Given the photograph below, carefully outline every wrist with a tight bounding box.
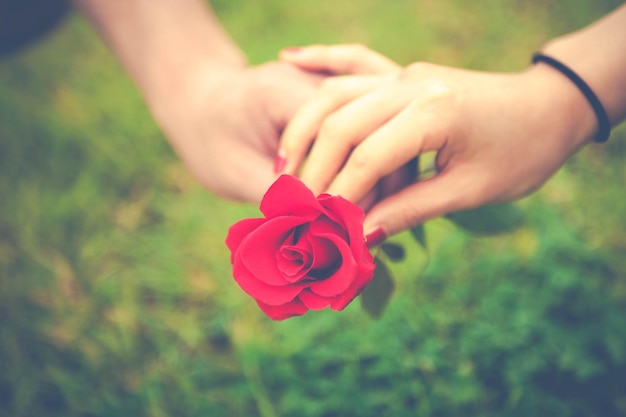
[532,53,611,143]
[538,5,626,127]
[523,61,598,152]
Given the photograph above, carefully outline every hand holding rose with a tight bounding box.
[277,18,626,242]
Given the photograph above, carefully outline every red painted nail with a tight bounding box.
[282,47,301,54]
[365,227,388,249]
[274,154,287,174]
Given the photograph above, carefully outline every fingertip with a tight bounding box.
[281,47,302,55]
[364,171,474,238]
[279,45,321,61]
[273,151,287,174]
[364,226,388,249]
[363,209,407,243]
[279,45,339,72]
[278,47,302,61]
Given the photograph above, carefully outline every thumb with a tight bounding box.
[364,169,480,243]
[279,44,401,75]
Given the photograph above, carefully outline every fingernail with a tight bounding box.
[365,226,388,249]
[281,47,301,55]
[274,152,287,174]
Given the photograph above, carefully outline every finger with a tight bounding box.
[378,157,419,200]
[279,43,401,75]
[359,161,415,212]
[279,75,390,176]
[299,83,412,195]
[364,167,484,239]
[357,188,380,212]
[326,100,448,203]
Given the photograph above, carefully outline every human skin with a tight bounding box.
[73,0,323,202]
[277,4,626,244]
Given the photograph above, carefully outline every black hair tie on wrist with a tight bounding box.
[532,52,611,143]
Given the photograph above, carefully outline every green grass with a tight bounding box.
[1,1,626,416]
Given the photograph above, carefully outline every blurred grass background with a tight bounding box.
[1,0,626,416]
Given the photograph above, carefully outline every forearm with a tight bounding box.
[540,3,626,128]
[72,0,247,105]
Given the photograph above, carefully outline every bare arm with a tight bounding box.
[73,0,322,201]
[73,0,246,109]
[540,3,626,126]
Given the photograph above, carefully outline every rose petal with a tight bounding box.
[240,216,309,286]
[308,214,347,236]
[329,261,375,311]
[320,194,374,274]
[260,175,322,219]
[298,289,332,311]
[308,239,341,275]
[225,218,267,263]
[276,235,313,282]
[277,246,310,277]
[233,255,305,305]
[256,298,308,320]
[306,215,347,277]
[319,195,366,250]
[309,233,358,297]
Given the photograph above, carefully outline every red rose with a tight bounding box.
[225,175,376,320]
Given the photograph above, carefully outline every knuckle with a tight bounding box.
[318,113,345,141]
[425,80,454,103]
[347,145,375,174]
[409,79,456,113]
[314,77,352,106]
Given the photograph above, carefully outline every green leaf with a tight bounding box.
[381,242,405,262]
[410,224,427,249]
[360,257,395,319]
[445,203,525,235]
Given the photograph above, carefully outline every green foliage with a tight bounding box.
[381,242,406,262]
[250,205,626,417]
[411,224,428,249]
[2,1,626,416]
[446,203,526,236]
[360,256,395,319]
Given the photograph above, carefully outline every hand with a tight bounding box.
[278,44,597,240]
[277,44,414,212]
[151,60,323,202]
[74,0,325,203]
